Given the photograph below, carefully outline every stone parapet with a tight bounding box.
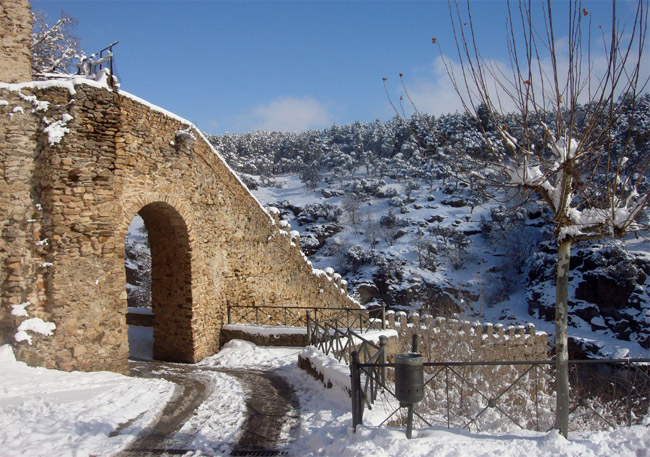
[385,311,548,362]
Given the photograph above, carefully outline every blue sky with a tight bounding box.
[31,1,645,134]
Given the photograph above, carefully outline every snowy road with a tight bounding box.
[116,360,299,456]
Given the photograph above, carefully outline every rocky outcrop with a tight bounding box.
[527,241,650,353]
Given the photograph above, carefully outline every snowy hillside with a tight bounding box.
[245,173,649,359]
[200,106,650,359]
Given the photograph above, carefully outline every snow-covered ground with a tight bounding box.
[0,344,173,456]
[2,340,649,456]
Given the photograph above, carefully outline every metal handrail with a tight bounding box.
[77,41,118,77]
[307,307,387,364]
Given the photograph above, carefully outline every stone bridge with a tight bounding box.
[0,1,355,372]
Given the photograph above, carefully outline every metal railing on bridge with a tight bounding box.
[226,303,380,329]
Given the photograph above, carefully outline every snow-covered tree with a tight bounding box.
[31,10,84,76]
[432,0,650,437]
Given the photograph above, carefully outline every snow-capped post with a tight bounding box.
[388,0,649,439]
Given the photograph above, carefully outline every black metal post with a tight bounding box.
[306,311,312,346]
[446,366,450,429]
[350,351,362,431]
[406,404,414,439]
[412,333,419,353]
[626,359,632,427]
[379,335,387,387]
[227,300,231,325]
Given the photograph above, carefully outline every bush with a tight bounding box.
[415,236,439,272]
[299,203,342,223]
[389,196,404,207]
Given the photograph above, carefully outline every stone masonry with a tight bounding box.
[385,311,548,362]
[0,0,32,83]
[0,80,357,373]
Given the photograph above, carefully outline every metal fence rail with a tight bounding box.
[308,316,387,364]
[351,356,650,435]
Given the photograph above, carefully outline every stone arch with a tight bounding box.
[125,200,195,363]
[1,81,357,373]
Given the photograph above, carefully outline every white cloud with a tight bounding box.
[238,97,332,133]
[403,33,650,120]
[397,18,650,120]
[402,56,469,117]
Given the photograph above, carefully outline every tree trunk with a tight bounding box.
[555,239,571,438]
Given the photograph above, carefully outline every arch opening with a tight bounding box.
[125,215,153,360]
[125,202,194,363]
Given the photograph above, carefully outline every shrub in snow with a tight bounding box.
[298,203,342,224]
[405,181,420,200]
[299,233,321,255]
[325,237,351,272]
[428,225,471,269]
[345,244,374,269]
[374,254,405,282]
[349,178,386,198]
[381,187,399,198]
[414,236,438,272]
[482,205,543,275]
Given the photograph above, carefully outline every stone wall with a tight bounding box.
[0,0,32,83]
[385,311,548,362]
[219,324,308,347]
[0,80,356,373]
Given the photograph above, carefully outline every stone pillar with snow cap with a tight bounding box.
[422,314,433,330]
[267,206,281,226]
[289,230,300,241]
[409,312,420,328]
[386,310,396,328]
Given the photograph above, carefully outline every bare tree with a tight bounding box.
[394,0,649,437]
[31,10,84,76]
[342,193,363,233]
[446,0,649,437]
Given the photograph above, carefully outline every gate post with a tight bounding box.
[379,335,388,387]
[350,351,362,431]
